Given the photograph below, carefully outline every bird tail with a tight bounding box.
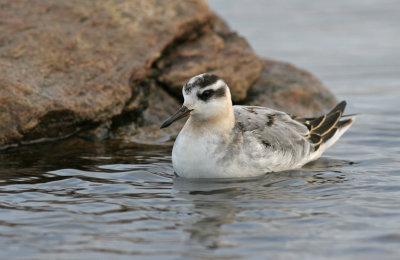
[305,101,355,162]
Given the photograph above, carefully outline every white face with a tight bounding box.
[182,74,232,121]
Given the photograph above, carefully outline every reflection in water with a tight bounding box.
[0,133,399,259]
[175,179,243,250]
[173,159,349,252]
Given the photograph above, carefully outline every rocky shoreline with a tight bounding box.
[0,0,336,149]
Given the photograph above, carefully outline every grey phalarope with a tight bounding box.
[160,73,354,178]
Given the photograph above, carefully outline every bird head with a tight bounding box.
[160,73,232,128]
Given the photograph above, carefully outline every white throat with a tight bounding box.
[186,102,235,136]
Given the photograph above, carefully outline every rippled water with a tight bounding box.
[1,1,400,259]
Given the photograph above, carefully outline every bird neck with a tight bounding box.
[185,105,235,136]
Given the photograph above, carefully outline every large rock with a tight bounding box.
[0,0,213,147]
[0,0,337,148]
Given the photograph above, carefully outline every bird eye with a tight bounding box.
[197,89,215,101]
[202,90,213,98]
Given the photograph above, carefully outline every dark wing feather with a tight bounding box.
[290,101,353,151]
[312,111,341,135]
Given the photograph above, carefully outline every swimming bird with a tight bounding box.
[160,73,354,178]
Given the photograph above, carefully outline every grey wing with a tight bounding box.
[233,105,313,169]
[232,101,353,170]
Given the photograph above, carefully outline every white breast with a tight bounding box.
[172,127,270,178]
[172,129,222,178]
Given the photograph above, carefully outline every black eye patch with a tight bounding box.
[213,87,226,98]
[197,87,225,102]
[197,90,214,101]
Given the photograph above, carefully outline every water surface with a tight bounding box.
[1,1,400,259]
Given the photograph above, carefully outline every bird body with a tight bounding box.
[161,73,354,178]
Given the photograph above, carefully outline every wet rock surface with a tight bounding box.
[0,0,337,148]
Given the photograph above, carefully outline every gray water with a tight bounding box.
[1,1,400,259]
